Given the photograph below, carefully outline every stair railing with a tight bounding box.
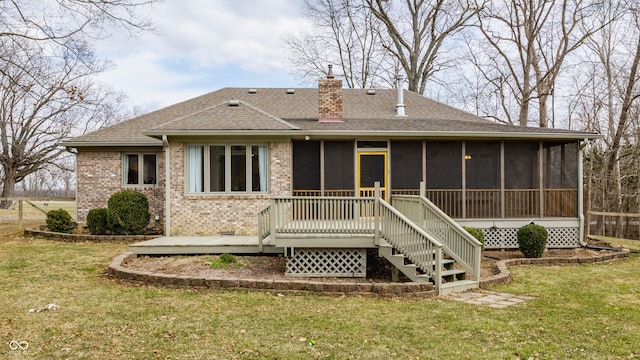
[378,198,443,291]
[392,182,482,281]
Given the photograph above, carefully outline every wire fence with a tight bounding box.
[0,198,76,227]
[587,211,640,241]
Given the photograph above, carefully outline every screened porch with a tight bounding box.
[292,140,579,220]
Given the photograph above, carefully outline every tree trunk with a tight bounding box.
[0,175,16,209]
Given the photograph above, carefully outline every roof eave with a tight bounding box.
[142,129,602,141]
[60,140,163,148]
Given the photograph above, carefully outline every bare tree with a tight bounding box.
[569,1,640,237]
[286,0,483,93]
[285,0,391,88]
[0,39,127,205]
[474,0,604,127]
[366,0,484,94]
[0,0,155,45]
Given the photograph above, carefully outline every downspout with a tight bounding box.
[578,138,586,246]
[162,135,171,236]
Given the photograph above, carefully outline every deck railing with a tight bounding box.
[257,205,271,252]
[269,196,376,236]
[263,191,448,291]
[416,188,577,219]
[392,188,481,280]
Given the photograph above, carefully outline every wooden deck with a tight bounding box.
[129,235,283,255]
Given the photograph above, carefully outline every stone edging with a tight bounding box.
[24,228,161,243]
[108,252,437,298]
[480,248,631,287]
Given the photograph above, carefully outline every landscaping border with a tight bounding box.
[480,248,631,287]
[24,228,161,243]
[108,252,437,298]
[107,248,630,297]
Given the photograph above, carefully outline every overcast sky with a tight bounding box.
[94,0,311,111]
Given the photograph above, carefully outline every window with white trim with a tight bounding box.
[186,144,268,193]
[124,153,157,185]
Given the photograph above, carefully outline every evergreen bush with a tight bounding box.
[87,208,109,235]
[106,190,150,235]
[46,209,75,233]
[517,223,548,258]
[462,226,485,250]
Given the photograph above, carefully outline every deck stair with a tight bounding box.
[377,239,478,294]
[261,183,482,295]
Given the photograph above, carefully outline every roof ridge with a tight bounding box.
[236,100,300,130]
[149,98,300,131]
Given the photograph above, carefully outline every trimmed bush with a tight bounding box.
[107,190,150,235]
[462,226,485,250]
[46,209,75,234]
[87,208,109,235]
[517,223,549,258]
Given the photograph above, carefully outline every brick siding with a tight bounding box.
[168,141,291,236]
[76,149,165,230]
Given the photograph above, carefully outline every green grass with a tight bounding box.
[207,254,244,269]
[2,229,640,359]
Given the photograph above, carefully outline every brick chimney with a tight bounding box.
[318,65,343,122]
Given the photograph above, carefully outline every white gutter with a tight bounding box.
[141,129,602,141]
[162,135,171,236]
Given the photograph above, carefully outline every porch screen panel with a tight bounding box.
[504,142,539,217]
[391,141,422,194]
[544,142,578,217]
[324,141,354,196]
[465,141,500,218]
[209,145,225,192]
[231,145,246,192]
[426,141,462,218]
[292,140,320,195]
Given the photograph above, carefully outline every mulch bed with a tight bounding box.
[123,246,623,283]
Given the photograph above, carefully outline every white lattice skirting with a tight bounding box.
[286,248,367,277]
[483,227,580,249]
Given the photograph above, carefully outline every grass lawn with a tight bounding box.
[2,226,640,359]
[0,200,76,221]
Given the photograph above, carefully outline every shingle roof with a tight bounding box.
[62,87,599,147]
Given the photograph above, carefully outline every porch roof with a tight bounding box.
[61,87,600,147]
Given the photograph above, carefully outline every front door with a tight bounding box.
[357,152,387,199]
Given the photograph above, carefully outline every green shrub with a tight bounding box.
[106,190,150,235]
[86,208,109,235]
[517,223,549,258]
[46,209,75,233]
[462,226,485,250]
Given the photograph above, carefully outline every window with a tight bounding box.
[124,153,157,185]
[186,144,268,193]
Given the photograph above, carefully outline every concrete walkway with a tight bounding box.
[445,290,535,308]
